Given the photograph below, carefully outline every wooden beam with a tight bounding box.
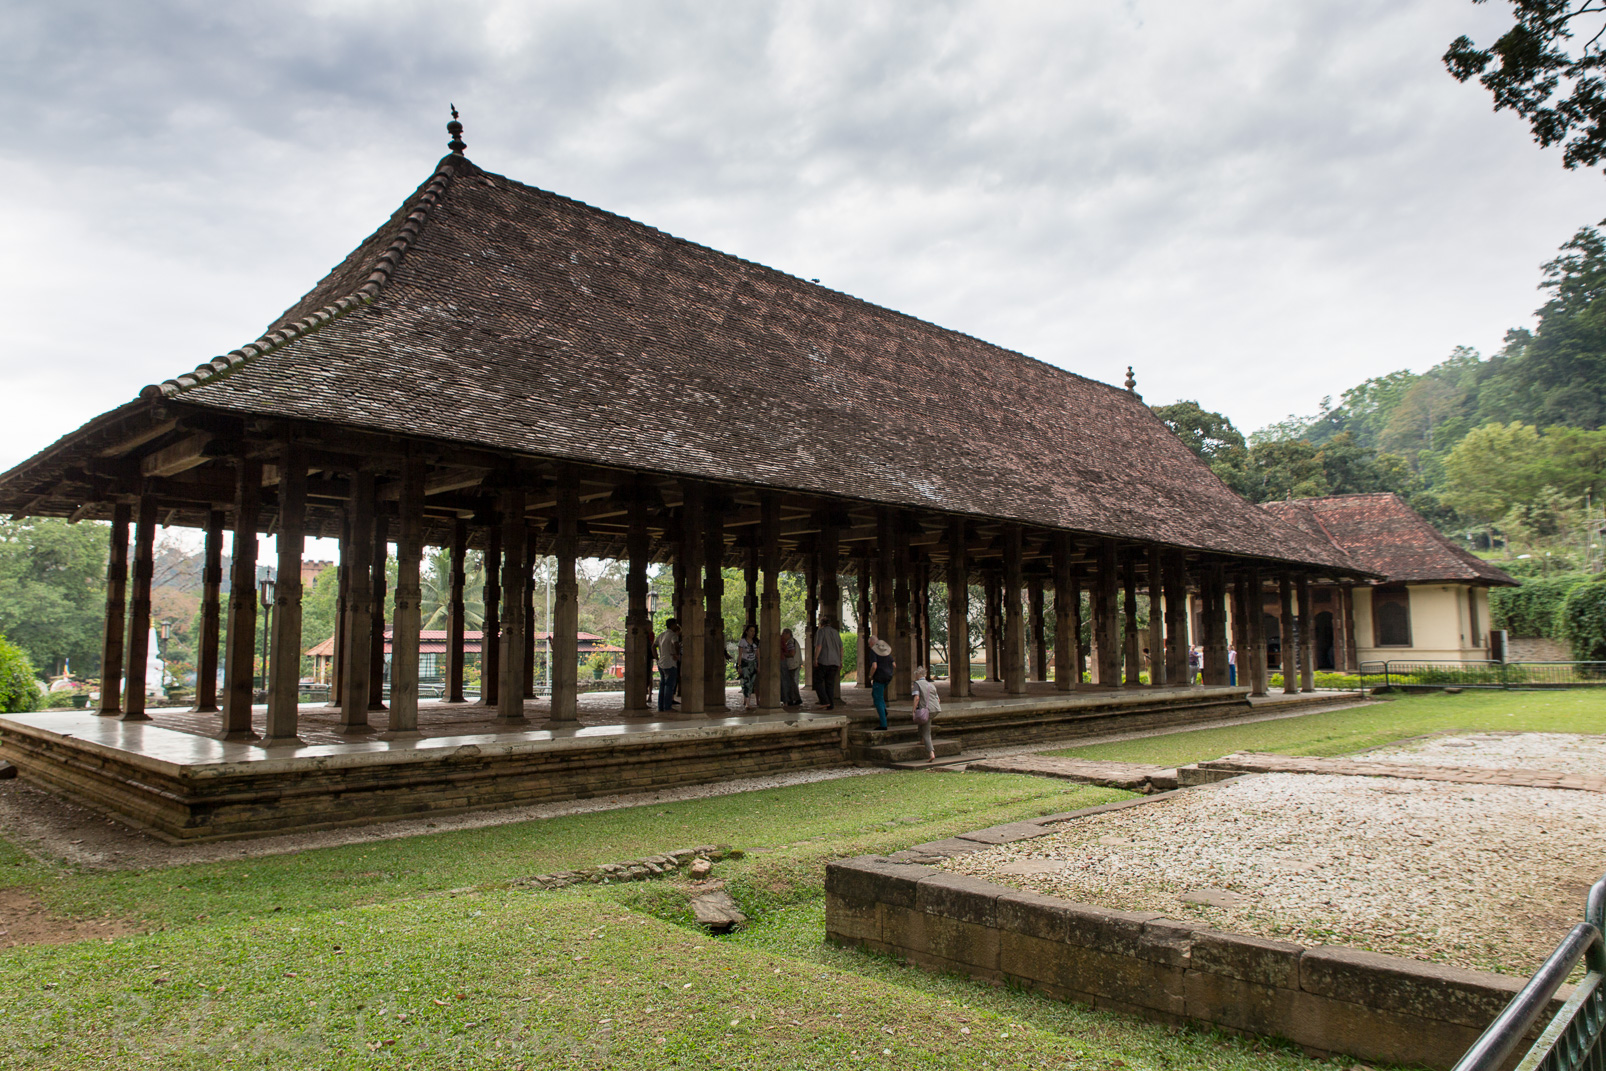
[139,433,214,478]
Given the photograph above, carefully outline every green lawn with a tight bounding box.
[0,771,1338,1070]
[1045,688,1606,767]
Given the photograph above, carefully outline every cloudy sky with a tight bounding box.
[2,0,1601,475]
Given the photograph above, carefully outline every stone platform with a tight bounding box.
[0,708,849,843]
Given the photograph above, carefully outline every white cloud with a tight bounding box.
[0,0,1598,473]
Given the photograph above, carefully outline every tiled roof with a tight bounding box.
[1262,494,1518,586]
[141,152,1354,569]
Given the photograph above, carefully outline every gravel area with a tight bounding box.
[941,771,1606,975]
[1361,731,1606,776]
[0,764,888,872]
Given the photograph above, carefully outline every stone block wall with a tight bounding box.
[827,821,1560,1070]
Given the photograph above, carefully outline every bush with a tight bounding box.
[839,631,858,680]
[0,634,42,713]
[1489,573,1590,639]
[1562,581,1606,662]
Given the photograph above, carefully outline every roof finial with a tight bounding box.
[447,104,467,155]
[1124,365,1137,393]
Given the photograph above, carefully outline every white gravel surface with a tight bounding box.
[942,771,1606,975]
[1361,731,1606,775]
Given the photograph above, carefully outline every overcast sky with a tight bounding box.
[2,0,1601,477]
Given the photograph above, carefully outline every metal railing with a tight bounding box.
[1452,872,1604,1071]
[1358,660,1606,691]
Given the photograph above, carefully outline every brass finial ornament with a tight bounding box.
[447,104,467,155]
[1125,365,1137,392]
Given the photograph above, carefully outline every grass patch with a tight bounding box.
[1046,688,1606,767]
[0,770,1332,1070]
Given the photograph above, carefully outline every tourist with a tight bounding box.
[656,618,681,712]
[737,624,760,710]
[867,634,895,730]
[780,628,802,706]
[1228,646,1237,687]
[814,615,843,709]
[1188,645,1202,684]
[644,619,658,707]
[911,665,941,763]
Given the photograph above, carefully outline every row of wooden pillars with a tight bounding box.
[92,460,1322,741]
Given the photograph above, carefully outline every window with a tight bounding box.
[1373,586,1411,647]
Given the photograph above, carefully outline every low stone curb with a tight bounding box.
[826,798,1563,1071]
[519,844,739,889]
[1195,752,1606,793]
[966,756,1180,793]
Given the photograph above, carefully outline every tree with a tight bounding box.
[1151,401,1247,461]
[1443,421,1553,521]
[1446,2,1606,172]
[0,632,41,712]
[0,519,109,677]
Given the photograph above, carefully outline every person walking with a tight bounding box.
[813,615,843,710]
[1228,646,1237,687]
[780,627,803,706]
[737,624,760,710]
[1188,645,1202,685]
[867,633,895,730]
[911,665,941,763]
[656,618,681,712]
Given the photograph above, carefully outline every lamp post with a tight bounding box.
[647,590,659,626]
[157,618,174,696]
[258,577,276,698]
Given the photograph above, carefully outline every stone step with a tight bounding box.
[863,737,962,764]
[890,751,985,770]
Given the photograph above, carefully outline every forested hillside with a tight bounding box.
[1154,221,1606,573]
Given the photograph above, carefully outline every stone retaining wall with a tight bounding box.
[825,801,1560,1070]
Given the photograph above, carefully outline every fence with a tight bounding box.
[1451,871,1604,1071]
[1358,660,1606,691]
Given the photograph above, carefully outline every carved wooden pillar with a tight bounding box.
[758,494,782,710]
[948,520,971,698]
[1052,533,1073,692]
[121,494,158,722]
[819,516,841,632]
[551,475,580,722]
[1279,574,1298,695]
[385,458,425,737]
[223,463,263,736]
[705,500,727,710]
[1297,575,1316,692]
[855,554,871,689]
[1002,525,1025,695]
[1164,551,1189,685]
[367,512,389,712]
[624,493,650,713]
[446,518,467,704]
[804,547,818,682]
[1231,572,1249,689]
[479,521,501,707]
[1122,551,1141,687]
[678,482,707,714]
[894,514,913,699]
[1206,562,1230,685]
[1145,545,1166,686]
[338,471,375,733]
[1025,577,1044,682]
[1094,540,1120,686]
[265,443,307,744]
[328,527,346,706]
[98,504,131,715]
[1071,570,1086,684]
[1247,566,1268,696]
[983,571,1000,682]
[192,508,223,713]
[497,487,528,723]
[523,531,537,699]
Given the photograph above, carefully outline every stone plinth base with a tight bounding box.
[0,711,848,842]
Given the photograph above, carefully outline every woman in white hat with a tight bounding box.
[867,634,895,730]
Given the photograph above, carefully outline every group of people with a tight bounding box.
[650,616,849,713]
[648,615,941,763]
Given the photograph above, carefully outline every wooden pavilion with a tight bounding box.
[0,117,1370,839]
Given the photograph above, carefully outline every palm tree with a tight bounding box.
[421,548,485,631]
